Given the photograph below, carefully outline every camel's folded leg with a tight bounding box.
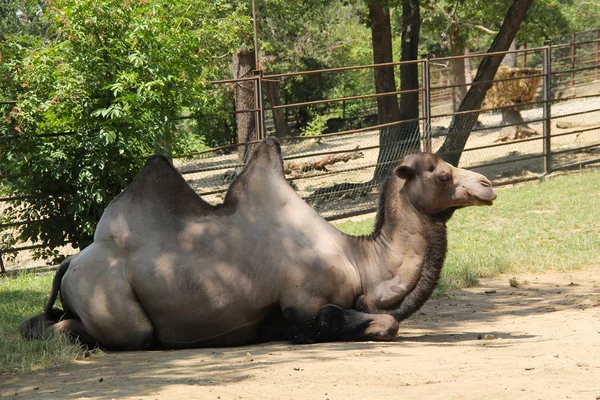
[286,304,399,344]
[19,312,57,340]
[19,313,100,348]
[50,319,100,348]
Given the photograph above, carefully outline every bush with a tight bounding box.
[1,0,251,259]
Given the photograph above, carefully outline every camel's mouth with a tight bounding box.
[466,190,496,206]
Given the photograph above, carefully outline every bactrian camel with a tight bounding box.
[20,138,496,349]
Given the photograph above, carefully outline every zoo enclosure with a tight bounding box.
[2,29,600,272]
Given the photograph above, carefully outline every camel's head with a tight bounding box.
[395,153,496,218]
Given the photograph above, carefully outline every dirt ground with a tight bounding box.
[2,266,599,400]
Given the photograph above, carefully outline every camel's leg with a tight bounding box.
[61,285,155,351]
[19,312,56,340]
[48,319,101,348]
[19,313,99,348]
[60,248,155,351]
[285,304,399,344]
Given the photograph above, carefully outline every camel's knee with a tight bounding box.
[364,314,399,341]
[49,319,99,347]
[87,324,154,351]
[117,329,153,351]
[50,319,153,350]
[19,313,56,340]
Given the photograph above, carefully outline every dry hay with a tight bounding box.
[481,66,542,108]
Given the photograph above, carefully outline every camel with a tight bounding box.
[20,138,496,350]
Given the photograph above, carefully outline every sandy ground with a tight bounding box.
[2,267,600,400]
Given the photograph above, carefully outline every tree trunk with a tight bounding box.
[233,47,257,163]
[502,39,518,68]
[371,0,420,184]
[494,107,537,141]
[398,0,422,151]
[502,108,525,125]
[436,0,535,166]
[464,48,473,85]
[265,80,289,138]
[449,22,467,112]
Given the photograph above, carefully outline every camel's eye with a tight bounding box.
[428,164,435,172]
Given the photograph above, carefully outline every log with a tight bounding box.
[284,149,364,174]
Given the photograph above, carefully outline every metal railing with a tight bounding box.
[2,31,600,272]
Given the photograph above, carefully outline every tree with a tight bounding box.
[1,0,250,259]
[1,0,49,135]
[369,0,421,184]
[396,0,421,155]
[419,0,598,113]
[0,0,48,39]
[368,1,401,184]
[437,0,535,166]
[233,46,258,163]
[255,0,374,133]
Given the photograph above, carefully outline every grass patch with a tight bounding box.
[335,169,600,290]
[0,273,82,375]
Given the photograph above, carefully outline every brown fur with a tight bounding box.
[21,139,496,349]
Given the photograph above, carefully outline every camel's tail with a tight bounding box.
[44,257,72,318]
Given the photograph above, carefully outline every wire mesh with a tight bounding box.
[2,31,600,272]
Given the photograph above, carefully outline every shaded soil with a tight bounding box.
[2,267,599,400]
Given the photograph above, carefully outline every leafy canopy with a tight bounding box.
[1,0,250,259]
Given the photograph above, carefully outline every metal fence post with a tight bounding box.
[254,69,265,140]
[421,53,432,152]
[251,0,265,140]
[570,33,576,87]
[543,40,552,175]
[594,29,600,81]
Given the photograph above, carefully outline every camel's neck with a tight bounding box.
[351,177,449,321]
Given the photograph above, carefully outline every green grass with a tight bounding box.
[1,169,599,375]
[0,273,83,375]
[335,169,600,291]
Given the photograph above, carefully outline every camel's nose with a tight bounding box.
[479,178,492,188]
[482,179,497,201]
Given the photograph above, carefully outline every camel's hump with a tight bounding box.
[105,155,214,222]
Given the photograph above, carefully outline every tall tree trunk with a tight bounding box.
[398,0,421,138]
[502,39,518,68]
[233,47,257,163]
[437,0,535,166]
[371,0,420,184]
[449,22,467,112]
[500,39,527,128]
[265,80,289,138]
[464,48,473,85]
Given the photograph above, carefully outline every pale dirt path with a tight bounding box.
[2,267,600,400]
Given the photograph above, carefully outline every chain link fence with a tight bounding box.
[2,31,600,272]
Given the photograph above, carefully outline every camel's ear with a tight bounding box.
[394,165,415,180]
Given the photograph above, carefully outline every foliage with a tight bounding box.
[1,0,251,258]
[0,0,48,39]
[301,113,331,137]
[257,0,374,129]
[419,0,600,56]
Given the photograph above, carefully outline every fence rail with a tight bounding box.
[2,30,600,272]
